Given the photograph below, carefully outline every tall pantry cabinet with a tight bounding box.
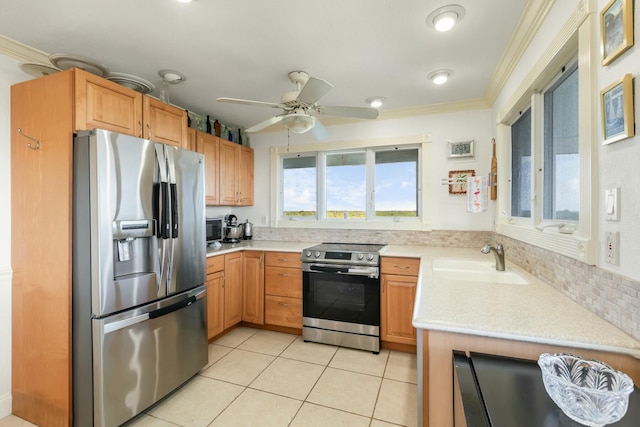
[10,68,187,426]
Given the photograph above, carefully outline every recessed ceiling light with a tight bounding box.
[428,70,453,85]
[366,97,385,108]
[176,0,193,3]
[158,69,187,84]
[426,5,466,32]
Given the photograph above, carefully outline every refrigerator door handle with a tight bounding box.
[149,295,196,319]
[103,312,150,334]
[154,144,170,297]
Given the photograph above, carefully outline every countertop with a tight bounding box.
[206,241,640,358]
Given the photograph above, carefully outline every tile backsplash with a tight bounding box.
[499,234,639,342]
[254,226,640,342]
[253,226,493,247]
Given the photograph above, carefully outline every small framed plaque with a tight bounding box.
[447,140,475,159]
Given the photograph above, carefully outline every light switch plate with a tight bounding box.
[605,187,620,221]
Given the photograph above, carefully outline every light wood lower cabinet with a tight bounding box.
[264,252,303,328]
[381,257,420,346]
[242,251,264,324]
[206,256,225,339]
[224,252,243,329]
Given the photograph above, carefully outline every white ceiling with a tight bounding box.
[0,0,533,130]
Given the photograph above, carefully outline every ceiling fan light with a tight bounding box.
[428,70,452,85]
[283,112,315,133]
[366,97,385,108]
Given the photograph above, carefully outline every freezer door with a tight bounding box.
[164,144,206,295]
[91,286,207,427]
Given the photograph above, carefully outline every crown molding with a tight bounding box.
[483,0,557,105]
[0,34,50,64]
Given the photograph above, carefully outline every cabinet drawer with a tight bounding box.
[265,266,302,298]
[265,251,302,269]
[206,255,225,273]
[265,295,302,328]
[381,257,420,276]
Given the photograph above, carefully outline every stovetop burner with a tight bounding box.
[301,242,386,266]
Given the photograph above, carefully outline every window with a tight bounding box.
[279,145,420,222]
[543,62,579,221]
[511,108,532,218]
[282,155,316,217]
[497,3,596,264]
[509,62,579,224]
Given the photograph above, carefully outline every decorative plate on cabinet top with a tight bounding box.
[49,53,109,77]
[106,72,155,94]
[19,62,61,78]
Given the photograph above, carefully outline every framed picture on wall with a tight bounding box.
[600,74,635,145]
[448,169,475,194]
[600,0,634,66]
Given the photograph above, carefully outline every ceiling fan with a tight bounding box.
[217,71,379,139]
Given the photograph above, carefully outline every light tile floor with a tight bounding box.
[0,327,418,427]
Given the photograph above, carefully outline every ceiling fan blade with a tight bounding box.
[311,118,329,140]
[297,76,333,105]
[245,115,284,133]
[217,97,282,109]
[318,105,379,120]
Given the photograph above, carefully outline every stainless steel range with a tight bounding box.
[301,242,386,353]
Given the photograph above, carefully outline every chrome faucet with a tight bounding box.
[480,240,505,271]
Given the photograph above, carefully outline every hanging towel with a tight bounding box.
[467,176,488,213]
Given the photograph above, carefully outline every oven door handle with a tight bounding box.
[308,265,349,274]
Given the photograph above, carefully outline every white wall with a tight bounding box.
[212,108,496,231]
[492,0,640,282]
[0,54,28,418]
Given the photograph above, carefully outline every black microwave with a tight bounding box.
[206,218,224,243]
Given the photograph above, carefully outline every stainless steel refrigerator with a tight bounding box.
[72,129,208,427]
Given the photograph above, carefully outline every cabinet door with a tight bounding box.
[265,266,302,298]
[238,146,254,205]
[265,295,302,328]
[219,139,239,205]
[224,252,243,328]
[196,132,219,205]
[242,252,264,324]
[74,68,143,136]
[187,128,196,152]
[381,274,417,345]
[206,271,224,339]
[143,96,187,147]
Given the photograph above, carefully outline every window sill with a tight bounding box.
[274,218,432,231]
[497,222,595,264]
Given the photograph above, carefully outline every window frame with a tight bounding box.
[270,134,432,231]
[496,5,596,264]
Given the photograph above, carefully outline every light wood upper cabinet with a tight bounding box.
[74,68,187,147]
[381,257,420,346]
[74,68,143,137]
[242,252,265,324]
[196,132,220,205]
[219,138,254,206]
[238,145,254,205]
[143,96,188,147]
[186,128,196,152]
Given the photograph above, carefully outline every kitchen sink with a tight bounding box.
[432,259,528,285]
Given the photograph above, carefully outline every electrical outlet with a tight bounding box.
[605,232,620,265]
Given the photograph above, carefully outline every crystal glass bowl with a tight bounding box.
[538,353,634,427]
